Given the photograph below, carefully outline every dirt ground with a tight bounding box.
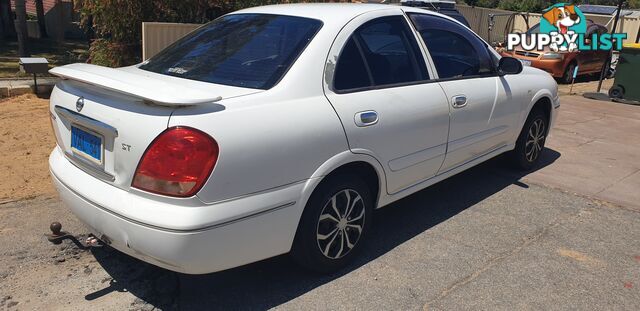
[0,95,56,203]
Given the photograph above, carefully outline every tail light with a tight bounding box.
[132,126,219,197]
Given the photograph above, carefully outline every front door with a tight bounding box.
[324,12,450,194]
[408,13,516,172]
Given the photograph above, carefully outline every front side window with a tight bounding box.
[409,13,495,79]
[139,14,322,89]
[333,16,429,92]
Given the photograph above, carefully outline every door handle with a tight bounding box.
[452,95,467,108]
[354,111,378,127]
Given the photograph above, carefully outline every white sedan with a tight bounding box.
[48,3,559,274]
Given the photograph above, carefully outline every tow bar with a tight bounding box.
[45,222,104,249]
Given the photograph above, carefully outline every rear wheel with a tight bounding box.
[511,108,548,171]
[291,174,372,273]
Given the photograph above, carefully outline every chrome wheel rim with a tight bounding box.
[316,189,365,260]
[525,118,546,163]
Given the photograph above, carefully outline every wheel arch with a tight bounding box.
[527,90,554,123]
[531,96,552,126]
[301,151,386,210]
[514,90,555,143]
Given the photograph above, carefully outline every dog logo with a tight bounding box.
[542,4,581,34]
[540,3,586,52]
[506,3,626,53]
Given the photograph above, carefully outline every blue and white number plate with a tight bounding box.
[71,126,103,164]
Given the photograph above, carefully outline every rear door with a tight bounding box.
[408,13,517,172]
[578,25,602,72]
[324,10,450,194]
[590,25,611,72]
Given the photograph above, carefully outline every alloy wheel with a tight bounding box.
[525,118,546,163]
[316,189,366,260]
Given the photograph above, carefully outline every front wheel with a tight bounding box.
[511,109,548,171]
[291,174,373,273]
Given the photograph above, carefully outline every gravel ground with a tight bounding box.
[0,158,638,310]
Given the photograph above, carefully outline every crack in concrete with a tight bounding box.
[595,167,640,195]
[560,115,606,126]
[423,209,583,309]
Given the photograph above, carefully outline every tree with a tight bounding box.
[34,0,47,38]
[75,0,244,66]
[15,0,29,56]
[54,0,64,42]
[498,0,554,12]
[0,0,16,39]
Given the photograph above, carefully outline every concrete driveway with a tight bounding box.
[526,95,640,210]
[1,94,639,310]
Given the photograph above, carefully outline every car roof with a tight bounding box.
[234,3,446,25]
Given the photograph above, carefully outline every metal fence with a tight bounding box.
[458,5,640,45]
[141,22,201,60]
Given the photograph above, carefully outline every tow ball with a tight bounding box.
[45,222,104,249]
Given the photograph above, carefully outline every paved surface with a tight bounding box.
[178,164,640,310]
[0,77,57,98]
[1,93,639,310]
[1,158,638,310]
[557,76,613,96]
[526,95,640,210]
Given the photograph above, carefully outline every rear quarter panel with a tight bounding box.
[169,91,348,204]
[169,16,353,204]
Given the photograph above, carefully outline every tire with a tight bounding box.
[560,62,576,84]
[511,108,548,171]
[608,85,624,99]
[291,174,373,274]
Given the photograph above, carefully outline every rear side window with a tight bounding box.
[139,14,322,89]
[334,38,371,90]
[409,13,494,79]
[333,16,429,92]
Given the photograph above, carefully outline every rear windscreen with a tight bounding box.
[139,14,322,89]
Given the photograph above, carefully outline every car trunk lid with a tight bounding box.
[49,63,260,192]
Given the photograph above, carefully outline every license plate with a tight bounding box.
[71,126,103,164]
[520,60,532,66]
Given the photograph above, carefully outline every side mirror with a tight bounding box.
[498,57,523,75]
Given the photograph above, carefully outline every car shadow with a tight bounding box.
[88,148,561,310]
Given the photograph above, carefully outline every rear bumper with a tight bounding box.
[49,147,307,274]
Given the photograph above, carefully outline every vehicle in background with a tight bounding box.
[401,0,470,27]
[499,21,609,83]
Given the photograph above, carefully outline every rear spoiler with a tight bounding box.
[49,63,222,106]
